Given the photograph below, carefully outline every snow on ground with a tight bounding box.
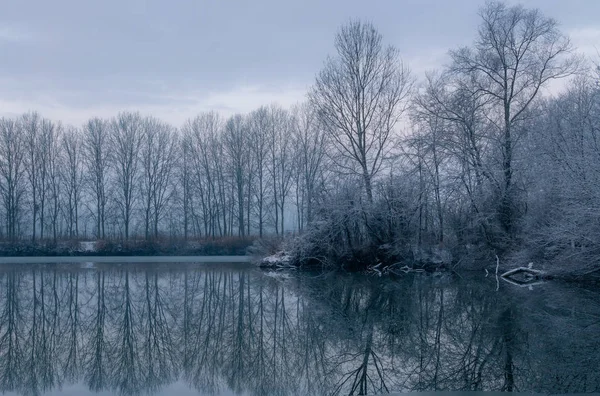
[79,241,97,252]
[260,251,292,266]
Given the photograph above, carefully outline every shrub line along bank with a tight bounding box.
[0,237,255,257]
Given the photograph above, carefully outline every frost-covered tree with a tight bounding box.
[310,20,411,202]
[450,1,579,234]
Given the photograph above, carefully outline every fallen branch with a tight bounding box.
[501,277,546,288]
[500,263,547,288]
[501,267,544,278]
[495,255,499,275]
[495,255,500,291]
[368,263,426,276]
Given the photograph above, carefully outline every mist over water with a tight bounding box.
[0,263,598,396]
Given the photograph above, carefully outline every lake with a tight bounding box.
[0,261,598,395]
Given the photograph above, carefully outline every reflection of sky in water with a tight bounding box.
[0,264,598,395]
[2,381,248,396]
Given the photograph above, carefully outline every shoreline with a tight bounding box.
[0,255,252,264]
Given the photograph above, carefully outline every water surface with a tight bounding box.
[0,256,251,264]
[0,263,598,395]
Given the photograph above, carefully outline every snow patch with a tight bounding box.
[260,251,293,267]
[263,271,292,280]
[79,241,97,252]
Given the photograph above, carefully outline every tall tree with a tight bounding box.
[22,112,42,241]
[0,118,26,240]
[182,112,222,238]
[413,72,497,244]
[248,107,271,237]
[140,117,178,239]
[267,106,294,235]
[111,112,144,240]
[291,103,327,231]
[62,127,84,238]
[177,137,192,240]
[37,118,58,240]
[47,122,63,242]
[223,115,248,236]
[82,118,111,239]
[310,20,411,202]
[450,1,578,234]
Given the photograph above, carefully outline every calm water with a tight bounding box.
[0,262,599,396]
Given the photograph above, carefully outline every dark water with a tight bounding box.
[0,263,599,396]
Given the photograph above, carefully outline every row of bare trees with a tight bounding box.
[0,105,327,242]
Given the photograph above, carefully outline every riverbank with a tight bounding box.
[0,255,251,264]
[0,237,256,257]
[258,246,600,285]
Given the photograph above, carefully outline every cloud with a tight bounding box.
[405,47,450,75]
[0,83,309,127]
[199,84,308,114]
[568,27,600,59]
[0,24,32,42]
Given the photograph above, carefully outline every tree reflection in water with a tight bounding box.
[0,264,598,396]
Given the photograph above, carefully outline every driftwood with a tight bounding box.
[501,277,546,288]
[501,263,546,287]
[501,266,544,278]
[367,263,425,276]
[390,265,425,274]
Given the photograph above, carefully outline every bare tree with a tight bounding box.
[82,118,111,239]
[21,116,57,241]
[212,132,230,236]
[248,107,271,237]
[267,106,294,235]
[22,112,42,241]
[62,127,84,238]
[140,117,178,239]
[111,112,144,240]
[182,112,223,238]
[37,118,59,240]
[450,1,579,234]
[47,122,63,242]
[0,118,26,240]
[406,113,448,245]
[310,20,411,202]
[412,72,497,245]
[223,115,248,236]
[291,103,327,231]
[176,138,192,240]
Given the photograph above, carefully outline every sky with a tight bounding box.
[1,0,599,127]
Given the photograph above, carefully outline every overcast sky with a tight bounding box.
[1,0,599,126]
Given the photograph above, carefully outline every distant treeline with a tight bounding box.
[1,1,600,274]
[0,105,322,242]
